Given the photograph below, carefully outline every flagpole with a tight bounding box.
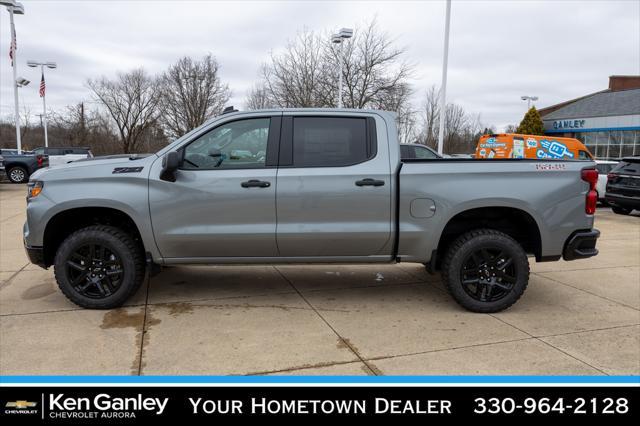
[41,66,48,147]
[9,6,22,154]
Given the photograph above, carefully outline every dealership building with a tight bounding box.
[539,76,640,160]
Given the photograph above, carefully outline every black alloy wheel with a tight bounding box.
[54,225,145,309]
[66,243,124,299]
[460,247,516,302]
[441,229,530,313]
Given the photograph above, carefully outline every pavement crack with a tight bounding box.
[533,272,640,311]
[245,360,362,376]
[489,313,609,376]
[136,273,152,376]
[0,263,30,290]
[273,266,380,375]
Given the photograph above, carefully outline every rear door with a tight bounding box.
[149,114,281,259]
[275,114,392,258]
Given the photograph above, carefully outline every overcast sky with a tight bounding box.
[1,0,639,131]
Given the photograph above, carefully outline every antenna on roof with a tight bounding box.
[222,106,238,114]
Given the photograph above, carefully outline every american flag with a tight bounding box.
[39,72,46,97]
[9,28,16,66]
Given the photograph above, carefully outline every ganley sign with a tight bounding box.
[552,119,586,130]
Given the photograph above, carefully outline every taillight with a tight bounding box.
[37,155,43,167]
[581,168,598,215]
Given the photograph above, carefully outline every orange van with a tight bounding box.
[475,134,594,160]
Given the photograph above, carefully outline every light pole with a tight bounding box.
[331,27,353,108]
[1,1,25,153]
[437,0,452,156]
[521,95,538,109]
[27,60,57,147]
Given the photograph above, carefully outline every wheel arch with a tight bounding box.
[42,207,146,267]
[433,206,543,269]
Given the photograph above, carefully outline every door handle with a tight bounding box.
[241,179,271,188]
[355,178,385,187]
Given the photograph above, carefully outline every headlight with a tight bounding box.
[27,181,44,199]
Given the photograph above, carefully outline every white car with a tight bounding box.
[595,160,619,202]
[32,147,93,167]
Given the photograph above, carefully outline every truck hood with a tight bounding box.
[30,154,158,181]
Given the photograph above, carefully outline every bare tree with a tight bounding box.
[258,29,330,108]
[420,85,441,148]
[20,105,31,142]
[87,69,162,153]
[159,54,231,138]
[251,20,413,114]
[504,124,517,133]
[418,85,490,154]
[330,20,413,111]
[245,83,276,110]
[443,103,468,146]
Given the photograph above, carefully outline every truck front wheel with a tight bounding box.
[53,225,146,309]
[441,229,529,313]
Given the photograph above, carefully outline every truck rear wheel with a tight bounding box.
[53,225,145,309]
[7,166,28,183]
[441,229,529,313]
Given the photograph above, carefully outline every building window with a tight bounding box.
[549,128,639,160]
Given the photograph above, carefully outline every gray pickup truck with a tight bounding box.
[24,109,600,312]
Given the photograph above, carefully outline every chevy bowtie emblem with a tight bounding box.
[5,400,37,409]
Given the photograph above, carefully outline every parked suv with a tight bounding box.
[595,160,618,203]
[32,147,93,167]
[605,157,640,215]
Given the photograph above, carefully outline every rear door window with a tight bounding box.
[292,117,372,167]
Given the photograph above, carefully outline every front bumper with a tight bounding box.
[563,229,600,261]
[24,242,46,269]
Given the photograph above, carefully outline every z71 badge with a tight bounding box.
[112,167,144,174]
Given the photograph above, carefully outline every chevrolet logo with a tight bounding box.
[6,400,37,409]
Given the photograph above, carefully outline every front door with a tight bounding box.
[275,114,393,258]
[149,115,281,259]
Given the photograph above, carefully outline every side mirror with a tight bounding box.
[160,151,181,182]
[208,148,223,167]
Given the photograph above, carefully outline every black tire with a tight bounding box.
[441,229,529,313]
[54,225,145,309]
[612,206,632,215]
[7,166,28,183]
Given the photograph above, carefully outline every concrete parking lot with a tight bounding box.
[1,182,639,376]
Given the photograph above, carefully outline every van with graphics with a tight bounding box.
[475,134,593,160]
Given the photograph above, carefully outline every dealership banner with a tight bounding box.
[1,384,637,423]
